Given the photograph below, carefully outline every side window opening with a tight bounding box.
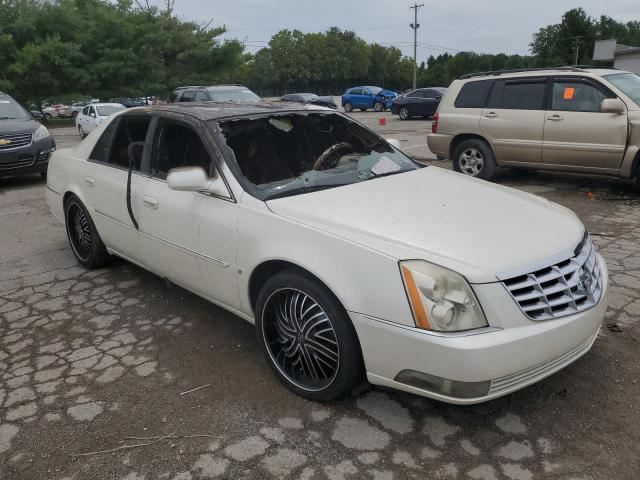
[499,81,547,110]
[180,90,195,102]
[152,121,212,179]
[89,120,119,163]
[106,117,151,169]
[195,90,209,102]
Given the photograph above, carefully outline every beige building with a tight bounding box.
[593,39,640,74]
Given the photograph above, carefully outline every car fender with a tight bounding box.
[236,194,415,327]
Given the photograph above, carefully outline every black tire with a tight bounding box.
[40,171,47,179]
[359,108,367,112]
[374,101,384,112]
[44,113,52,120]
[64,195,112,268]
[399,106,410,120]
[78,125,86,138]
[255,269,365,402]
[343,102,353,113]
[452,138,497,181]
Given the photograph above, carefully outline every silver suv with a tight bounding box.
[428,66,640,187]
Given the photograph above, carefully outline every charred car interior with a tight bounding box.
[216,112,419,199]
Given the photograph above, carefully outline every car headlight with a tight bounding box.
[400,260,487,332]
[33,124,51,142]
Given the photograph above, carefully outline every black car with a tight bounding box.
[390,87,447,120]
[0,92,56,179]
[281,93,338,109]
[170,85,262,103]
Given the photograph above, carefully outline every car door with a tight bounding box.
[361,88,375,108]
[85,106,98,132]
[348,88,364,107]
[85,114,153,265]
[480,78,547,164]
[138,117,239,307]
[422,89,442,117]
[542,77,627,169]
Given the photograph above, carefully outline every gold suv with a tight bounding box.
[428,67,640,187]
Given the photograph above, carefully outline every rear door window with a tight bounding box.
[499,80,547,110]
[179,91,196,102]
[454,80,494,108]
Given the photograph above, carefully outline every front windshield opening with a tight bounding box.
[216,112,419,200]
[208,89,262,102]
[369,87,382,95]
[0,98,30,120]
[604,73,640,106]
[97,105,125,116]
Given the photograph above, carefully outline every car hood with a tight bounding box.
[266,167,584,283]
[0,118,38,134]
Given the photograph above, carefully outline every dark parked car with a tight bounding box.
[170,85,262,103]
[390,87,447,120]
[112,98,146,108]
[281,93,338,109]
[0,91,56,179]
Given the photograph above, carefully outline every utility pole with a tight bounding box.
[572,36,583,65]
[410,2,424,90]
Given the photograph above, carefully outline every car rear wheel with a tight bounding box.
[255,269,365,402]
[374,101,384,112]
[78,125,86,138]
[399,107,410,120]
[343,102,353,113]
[44,113,52,120]
[64,195,112,268]
[453,139,497,181]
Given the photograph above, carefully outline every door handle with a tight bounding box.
[547,114,564,121]
[484,112,498,118]
[85,176,95,188]
[143,195,159,210]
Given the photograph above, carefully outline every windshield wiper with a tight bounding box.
[266,183,349,200]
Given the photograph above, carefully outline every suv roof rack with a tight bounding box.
[458,65,616,80]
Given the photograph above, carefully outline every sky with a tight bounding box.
[157,0,638,62]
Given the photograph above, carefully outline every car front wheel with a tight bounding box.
[452,139,497,181]
[374,101,384,112]
[255,269,365,402]
[64,195,112,268]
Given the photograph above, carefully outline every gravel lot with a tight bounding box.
[1,116,639,480]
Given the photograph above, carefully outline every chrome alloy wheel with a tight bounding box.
[67,203,92,261]
[262,288,340,391]
[459,148,485,176]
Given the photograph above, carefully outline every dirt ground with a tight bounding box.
[1,116,639,480]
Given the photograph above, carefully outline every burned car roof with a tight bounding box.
[130,101,330,121]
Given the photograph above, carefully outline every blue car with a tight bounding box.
[341,86,398,112]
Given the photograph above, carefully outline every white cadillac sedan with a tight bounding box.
[46,102,608,404]
[75,102,125,138]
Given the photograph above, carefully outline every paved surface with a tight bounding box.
[1,123,639,480]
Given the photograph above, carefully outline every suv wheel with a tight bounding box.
[374,101,384,112]
[255,269,365,402]
[453,139,497,181]
[343,102,353,112]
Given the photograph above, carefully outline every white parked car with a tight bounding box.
[46,103,608,404]
[75,103,125,138]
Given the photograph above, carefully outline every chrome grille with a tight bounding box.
[0,131,32,150]
[501,234,603,321]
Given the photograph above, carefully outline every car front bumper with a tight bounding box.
[0,139,56,178]
[427,133,452,159]
[350,259,608,405]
